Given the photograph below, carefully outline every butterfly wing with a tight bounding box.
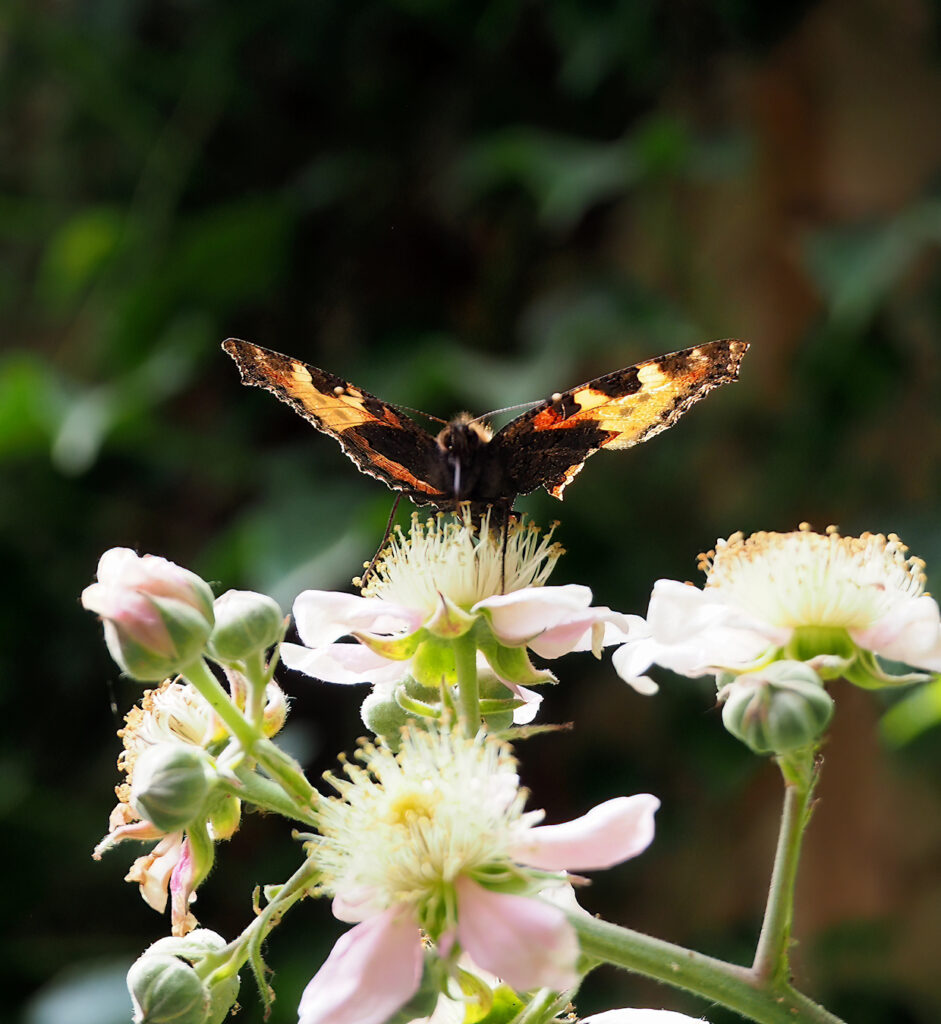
[489,339,748,499]
[222,339,447,502]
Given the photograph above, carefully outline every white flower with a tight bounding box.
[614,525,941,692]
[281,512,634,722]
[297,724,659,1024]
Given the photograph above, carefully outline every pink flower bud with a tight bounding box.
[82,548,215,681]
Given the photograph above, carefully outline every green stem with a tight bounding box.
[198,855,320,986]
[229,769,319,827]
[181,658,319,814]
[572,914,844,1024]
[454,633,480,736]
[752,751,818,983]
[181,657,258,748]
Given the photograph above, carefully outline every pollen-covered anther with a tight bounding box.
[360,507,564,611]
[701,526,928,630]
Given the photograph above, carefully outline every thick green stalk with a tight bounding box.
[752,751,818,982]
[453,633,480,736]
[572,914,844,1024]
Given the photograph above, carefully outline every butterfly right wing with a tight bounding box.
[222,339,447,502]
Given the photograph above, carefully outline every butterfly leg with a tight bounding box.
[358,493,403,589]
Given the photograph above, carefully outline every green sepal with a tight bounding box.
[410,636,458,688]
[352,626,427,661]
[394,685,444,719]
[466,983,525,1024]
[476,628,556,687]
[843,647,932,689]
[426,595,478,638]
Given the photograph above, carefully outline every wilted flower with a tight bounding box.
[297,724,659,1024]
[282,512,633,723]
[614,525,941,693]
[94,680,227,934]
[82,548,215,681]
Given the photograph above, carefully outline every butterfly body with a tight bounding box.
[222,337,748,517]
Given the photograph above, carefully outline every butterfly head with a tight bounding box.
[435,414,493,498]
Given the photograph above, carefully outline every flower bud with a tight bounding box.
[206,590,283,663]
[127,952,211,1024]
[82,548,215,681]
[720,661,834,755]
[361,690,414,744]
[144,932,240,1024]
[130,743,217,832]
[208,793,242,841]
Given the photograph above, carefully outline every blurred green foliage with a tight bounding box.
[4,0,941,1022]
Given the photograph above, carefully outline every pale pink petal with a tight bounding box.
[474,585,594,646]
[582,1011,708,1023]
[527,615,600,659]
[292,590,421,648]
[332,888,384,923]
[851,594,941,669]
[298,906,424,1024]
[127,833,184,913]
[99,595,174,655]
[509,794,659,871]
[611,640,660,694]
[511,685,543,725]
[613,580,781,688]
[455,877,578,992]
[560,611,644,655]
[280,641,408,686]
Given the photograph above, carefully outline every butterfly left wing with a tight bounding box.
[222,338,447,503]
[488,339,748,500]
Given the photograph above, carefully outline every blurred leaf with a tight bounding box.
[35,207,126,311]
[51,314,209,474]
[880,678,941,746]
[455,127,641,230]
[0,354,67,458]
[168,197,293,307]
[804,199,941,330]
[454,119,744,230]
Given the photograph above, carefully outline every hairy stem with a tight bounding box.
[752,750,818,982]
[572,914,844,1024]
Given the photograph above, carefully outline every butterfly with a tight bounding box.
[222,337,748,520]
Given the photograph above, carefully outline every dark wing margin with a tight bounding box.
[491,338,748,499]
[222,338,446,501]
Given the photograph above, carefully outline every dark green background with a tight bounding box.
[4,1,941,1021]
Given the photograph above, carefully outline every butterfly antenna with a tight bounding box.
[392,403,449,427]
[468,400,541,426]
